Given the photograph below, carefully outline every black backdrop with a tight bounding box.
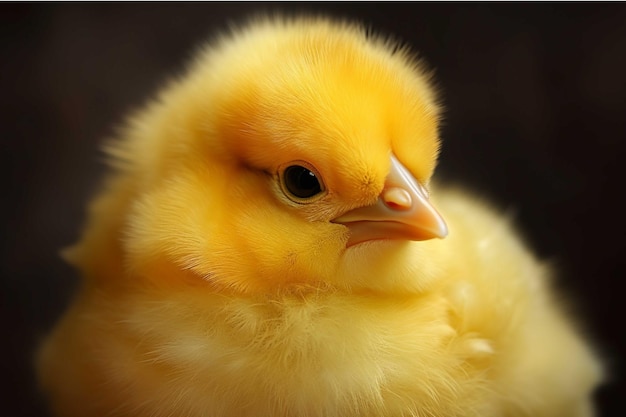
[1,3,624,416]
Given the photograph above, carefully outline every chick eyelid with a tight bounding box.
[277,160,326,204]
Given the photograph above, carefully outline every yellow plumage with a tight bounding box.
[36,16,603,417]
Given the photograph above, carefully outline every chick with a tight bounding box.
[37,16,603,417]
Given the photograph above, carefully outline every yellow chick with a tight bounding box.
[37,16,603,417]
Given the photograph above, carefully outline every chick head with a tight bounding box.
[108,17,447,294]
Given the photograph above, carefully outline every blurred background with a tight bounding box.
[1,3,624,416]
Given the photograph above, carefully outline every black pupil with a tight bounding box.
[284,165,322,199]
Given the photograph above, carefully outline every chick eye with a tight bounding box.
[281,164,324,202]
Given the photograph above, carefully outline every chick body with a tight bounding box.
[37,17,602,417]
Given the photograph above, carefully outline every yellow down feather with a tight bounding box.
[36,16,603,417]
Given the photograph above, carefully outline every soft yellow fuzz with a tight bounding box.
[37,16,603,417]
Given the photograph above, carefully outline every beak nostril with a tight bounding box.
[332,155,447,245]
[383,188,412,211]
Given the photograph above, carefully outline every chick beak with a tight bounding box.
[332,155,448,248]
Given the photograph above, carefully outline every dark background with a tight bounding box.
[1,3,624,416]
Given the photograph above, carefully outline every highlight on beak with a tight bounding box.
[332,154,448,247]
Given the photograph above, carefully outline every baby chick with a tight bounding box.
[37,16,603,417]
